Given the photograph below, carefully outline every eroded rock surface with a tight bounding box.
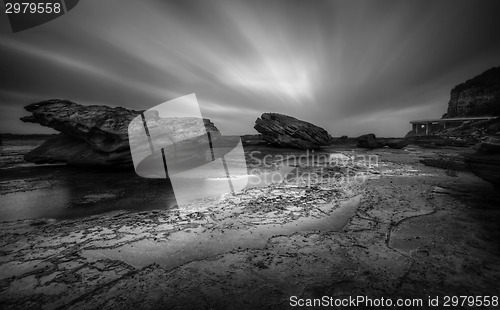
[1,147,499,309]
[254,113,332,149]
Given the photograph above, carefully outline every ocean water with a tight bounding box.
[0,136,177,222]
[0,136,49,169]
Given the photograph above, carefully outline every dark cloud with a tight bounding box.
[1,0,500,136]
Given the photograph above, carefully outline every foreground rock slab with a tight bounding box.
[254,113,332,149]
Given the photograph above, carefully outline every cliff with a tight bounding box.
[434,66,500,189]
[443,67,500,118]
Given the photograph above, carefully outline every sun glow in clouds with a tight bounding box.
[220,59,314,102]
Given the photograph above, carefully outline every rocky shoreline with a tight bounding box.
[1,145,499,309]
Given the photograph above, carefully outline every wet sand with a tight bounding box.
[1,146,500,309]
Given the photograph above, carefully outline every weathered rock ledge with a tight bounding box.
[20,99,219,168]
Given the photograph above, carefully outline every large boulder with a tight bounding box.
[20,99,220,168]
[356,134,385,149]
[466,136,500,189]
[254,113,332,149]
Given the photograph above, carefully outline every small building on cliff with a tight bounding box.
[409,66,500,136]
[409,117,496,136]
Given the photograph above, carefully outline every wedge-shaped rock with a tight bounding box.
[254,113,332,149]
[21,99,219,168]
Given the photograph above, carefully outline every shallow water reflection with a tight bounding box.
[0,165,177,222]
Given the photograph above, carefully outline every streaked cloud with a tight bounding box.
[1,0,500,136]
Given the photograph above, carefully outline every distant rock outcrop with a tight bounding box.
[356,134,384,149]
[443,67,500,118]
[21,99,220,168]
[385,139,409,149]
[466,136,500,189]
[356,134,409,149]
[240,134,266,146]
[254,113,332,149]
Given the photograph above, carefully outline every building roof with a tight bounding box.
[410,116,497,124]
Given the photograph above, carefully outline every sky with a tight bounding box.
[1,0,500,137]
